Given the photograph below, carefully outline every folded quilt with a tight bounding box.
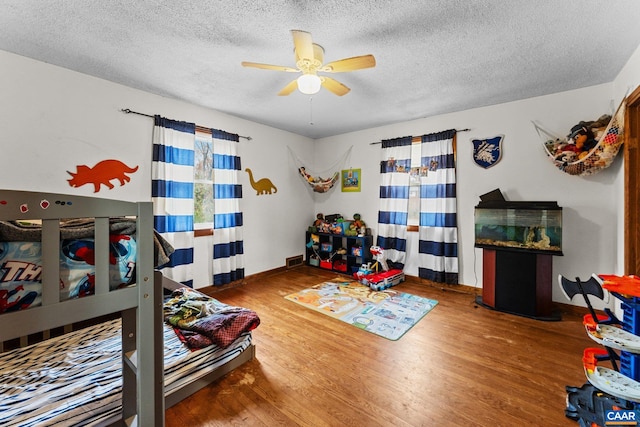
[164,287,260,350]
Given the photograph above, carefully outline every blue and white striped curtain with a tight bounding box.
[152,116,196,287]
[377,136,412,267]
[418,129,458,284]
[211,129,244,285]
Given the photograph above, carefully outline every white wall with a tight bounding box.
[3,42,640,305]
[0,49,314,288]
[613,43,640,110]
[314,83,625,309]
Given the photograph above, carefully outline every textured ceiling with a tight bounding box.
[1,1,640,139]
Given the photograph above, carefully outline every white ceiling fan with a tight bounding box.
[241,30,376,96]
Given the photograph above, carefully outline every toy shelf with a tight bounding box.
[305,231,372,275]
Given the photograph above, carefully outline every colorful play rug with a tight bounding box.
[285,279,438,340]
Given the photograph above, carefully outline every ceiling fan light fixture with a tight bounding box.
[297,74,321,95]
[242,30,374,96]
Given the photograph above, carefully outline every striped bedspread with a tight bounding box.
[0,319,252,426]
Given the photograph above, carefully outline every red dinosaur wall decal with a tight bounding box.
[67,159,139,193]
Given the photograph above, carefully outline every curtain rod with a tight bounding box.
[120,108,252,141]
[369,128,470,145]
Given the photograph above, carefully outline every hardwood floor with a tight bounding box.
[165,266,594,426]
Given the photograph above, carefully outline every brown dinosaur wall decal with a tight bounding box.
[245,168,277,195]
[67,159,139,193]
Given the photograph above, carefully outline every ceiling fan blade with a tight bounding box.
[278,79,298,96]
[321,55,376,72]
[241,61,299,73]
[321,76,350,96]
[292,30,314,61]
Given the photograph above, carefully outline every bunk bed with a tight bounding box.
[0,189,256,426]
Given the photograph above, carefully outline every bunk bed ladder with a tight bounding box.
[120,202,164,426]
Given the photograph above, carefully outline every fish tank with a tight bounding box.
[474,200,563,255]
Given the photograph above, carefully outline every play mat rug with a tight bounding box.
[285,279,438,340]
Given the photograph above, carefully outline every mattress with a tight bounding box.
[0,319,252,426]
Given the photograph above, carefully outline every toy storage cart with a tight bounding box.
[564,275,640,425]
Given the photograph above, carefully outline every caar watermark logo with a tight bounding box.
[606,409,638,425]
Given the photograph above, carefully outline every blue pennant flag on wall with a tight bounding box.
[471,135,504,168]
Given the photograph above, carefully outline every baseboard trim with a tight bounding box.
[197,266,288,294]
[403,274,477,294]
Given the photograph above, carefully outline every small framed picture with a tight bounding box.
[341,168,361,192]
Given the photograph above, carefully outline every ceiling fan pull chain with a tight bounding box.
[309,96,314,126]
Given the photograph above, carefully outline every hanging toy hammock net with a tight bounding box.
[288,146,352,193]
[298,167,340,193]
[534,99,625,176]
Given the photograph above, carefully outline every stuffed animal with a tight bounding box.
[554,151,579,166]
[353,213,366,235]
[567,123,597,159]
[313,213,325,227]
[589,114,612,140]
[566,114,612,159]
[353,213,366,229]
[345,222,358,236]
[318,221,330,233]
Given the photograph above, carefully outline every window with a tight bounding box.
[194,132,214,232]
[407,137,422,231]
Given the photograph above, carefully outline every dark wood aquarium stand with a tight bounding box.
[476,248,561,321]
[474,195,563,321]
